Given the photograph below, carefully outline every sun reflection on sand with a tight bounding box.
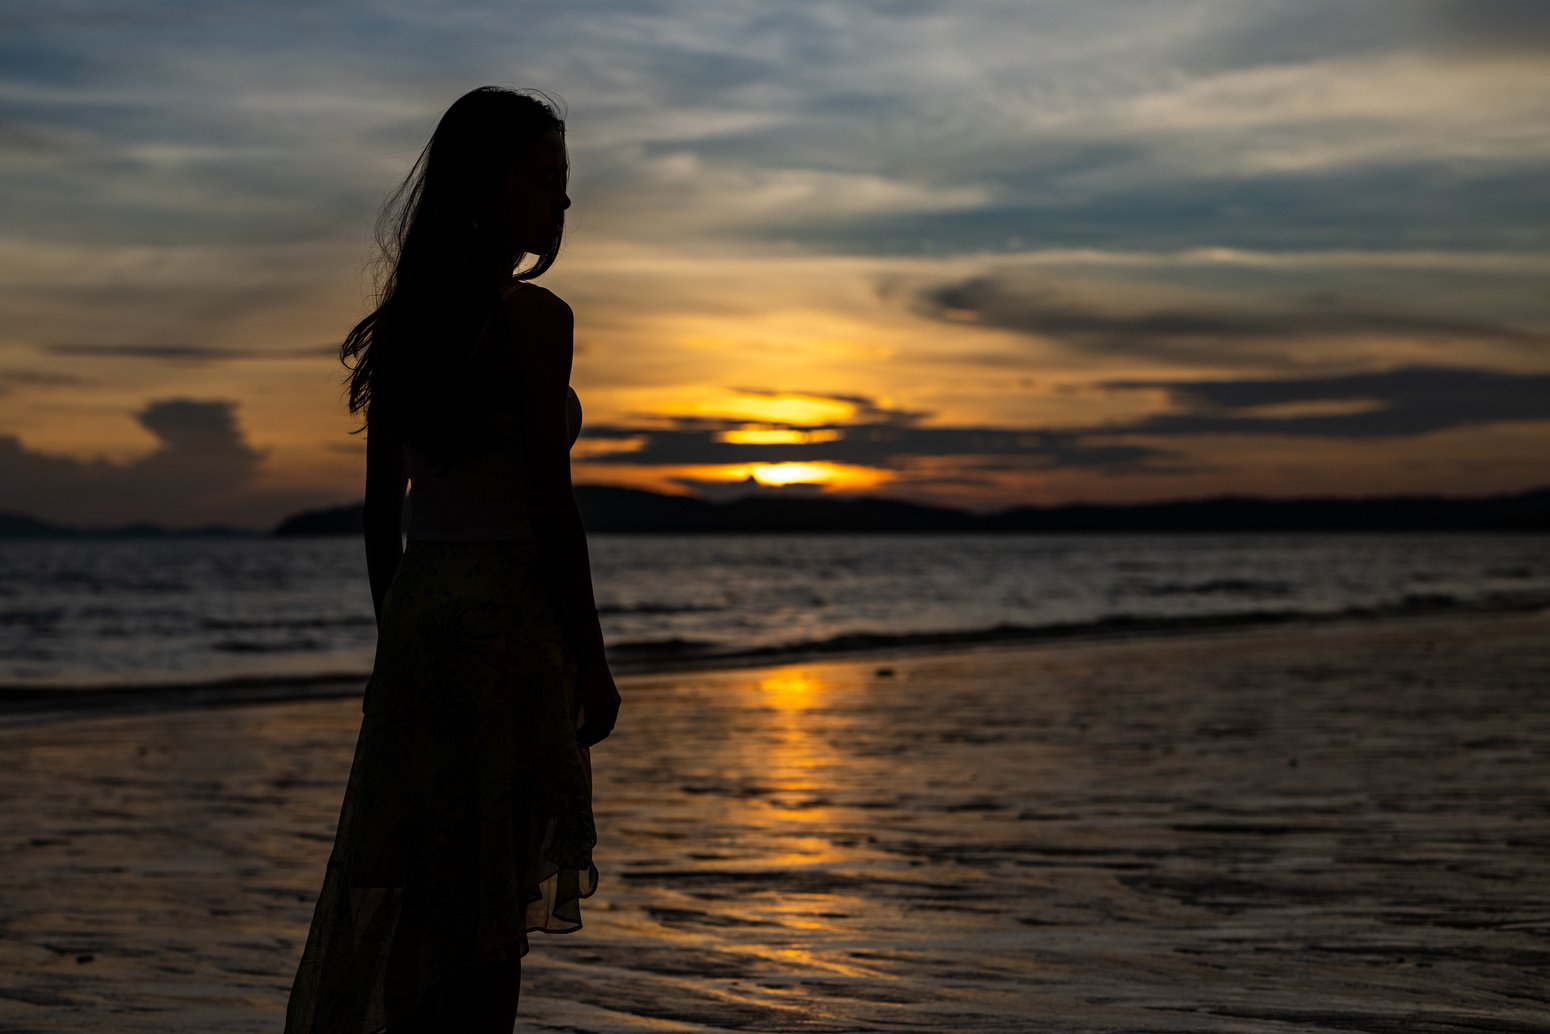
[758,669,825,710]
[10,618,1545,1028]
[751,669,842,861]
[731,940,881,978]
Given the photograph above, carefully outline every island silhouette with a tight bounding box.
[2,485,1546,539]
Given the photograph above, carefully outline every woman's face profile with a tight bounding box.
[496,128,570,259]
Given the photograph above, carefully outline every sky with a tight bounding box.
[1,0,1548,528]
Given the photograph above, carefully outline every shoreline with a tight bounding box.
[1,604,1545,1030]
[1,603,1545,729]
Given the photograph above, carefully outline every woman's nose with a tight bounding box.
[560,193,572,211]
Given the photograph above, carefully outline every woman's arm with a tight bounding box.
[363,415,408,628]
[505,286,607,665]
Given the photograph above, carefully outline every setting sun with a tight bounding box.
[630,461,892,494]
[750,463,836,486]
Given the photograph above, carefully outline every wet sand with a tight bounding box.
[1,612,1547,1032]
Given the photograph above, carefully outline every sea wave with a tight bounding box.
[607,592,1550,669]
[4,592,1545,726]
[200,616,375,631]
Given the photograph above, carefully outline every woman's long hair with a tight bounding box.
[341,86,566,467]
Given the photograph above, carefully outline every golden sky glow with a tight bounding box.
[655,394,860,427]
[749,463,841,487]
[1,3,1547,527]
[718,428,844,446]
[631,461,893,495]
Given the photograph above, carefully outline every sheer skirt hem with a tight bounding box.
[283,540,600,1034]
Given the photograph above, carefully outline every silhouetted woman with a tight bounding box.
[284,86,621,1033]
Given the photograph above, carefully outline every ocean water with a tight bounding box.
[1,532,1547,693]
[4,614,1547,1029]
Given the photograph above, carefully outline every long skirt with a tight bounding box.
[284,538,599,1033]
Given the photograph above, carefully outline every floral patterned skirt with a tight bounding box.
[284,538,598,1034]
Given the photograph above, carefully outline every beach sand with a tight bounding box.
[1,611,1547,1032]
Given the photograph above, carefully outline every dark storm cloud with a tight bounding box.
[1101,365,1550,438]
[0,398,266,524]
[910,275,1547,363]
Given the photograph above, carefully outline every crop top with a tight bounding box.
[404,286,582,542]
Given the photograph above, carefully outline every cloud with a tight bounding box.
[579,390,1174,474]
[0,367,84,396]
[909,274,1548,363]
[576,366,1550,487]
[1099,365,1550,437]
[2,0,1547,513]
[5,3,1548,265]
[1177,2,1550,82]
[6,1,1549,265]
[782,156,1550,256]
[1396,1,1550,56]
[725,387,933,425]
[45,342,335,362]
[0,398,267,526]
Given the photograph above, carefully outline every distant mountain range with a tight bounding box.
[272,484,1550,536]
[3,484,1545,539]
[0,511,253,539]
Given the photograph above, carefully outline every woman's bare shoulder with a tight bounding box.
[497,283,573,395]
[501,281,572,324]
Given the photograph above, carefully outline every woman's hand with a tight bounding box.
[574,659,621,748]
